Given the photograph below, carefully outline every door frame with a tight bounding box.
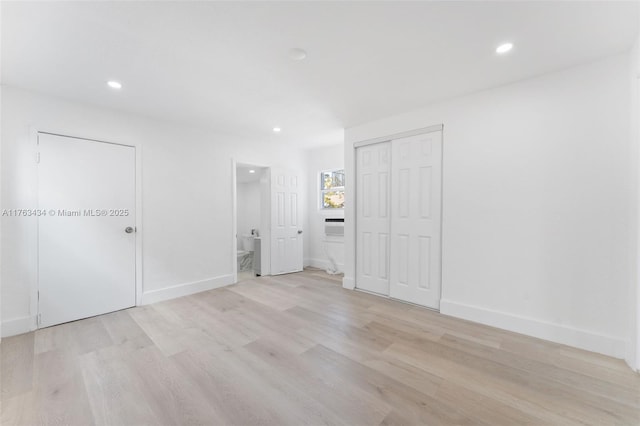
[31,128,144,328]
[351,124,444,308]
[231,158,271,282]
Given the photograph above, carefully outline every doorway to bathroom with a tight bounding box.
[234,163,269,282]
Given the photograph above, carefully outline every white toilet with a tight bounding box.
[237,235,255,272]
[241,234,255,252]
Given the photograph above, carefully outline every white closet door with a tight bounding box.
[270,168,303,275]
[389,131,442,309]
[38,133,136,328]
[356,142,391,295]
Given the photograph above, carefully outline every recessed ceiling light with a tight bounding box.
[249,169,256,174]
[273,127,281,133]
[496,43,514,55]
[107,80,122,89]
[288,48,307,61]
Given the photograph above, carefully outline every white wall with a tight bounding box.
[305,143,345,273]
[236,180,262,246]
[1,86,307,336]
[344,54,633,359]
[630,22,640,370]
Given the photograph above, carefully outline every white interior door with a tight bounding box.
[356,142,391,295]
[389,131,442,309]
[270,168,303,275]
[38,133,136,328]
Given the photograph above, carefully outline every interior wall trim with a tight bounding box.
[141,274,235,305]
[353,124,444,148]
[440,298,627,359]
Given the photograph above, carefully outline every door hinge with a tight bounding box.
[36,152,40,163]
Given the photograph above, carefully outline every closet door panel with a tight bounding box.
[356,142,391,295]
[389,131,442,309]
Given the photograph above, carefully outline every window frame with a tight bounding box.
[319,168,345,210]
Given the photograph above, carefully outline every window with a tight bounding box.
[320,169,345,209]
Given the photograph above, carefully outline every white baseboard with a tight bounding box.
[343,276,355,290]
[440,299,627,359]
[0,275,235,337]
[141,274,235,305]
[306,257,344,273]
[1,315,36,338]
[624,339,637,372]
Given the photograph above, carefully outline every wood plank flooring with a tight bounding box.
[2,268,639,425]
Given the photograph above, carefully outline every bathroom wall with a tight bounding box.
[236,180,262,249]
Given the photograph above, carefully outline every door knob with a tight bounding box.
[297,230,303,234]
[125,226,135,234]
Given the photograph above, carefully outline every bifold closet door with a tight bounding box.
[389,131,442,309]
[355,142,391,295]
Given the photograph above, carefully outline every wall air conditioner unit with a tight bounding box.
[324,218,344,236]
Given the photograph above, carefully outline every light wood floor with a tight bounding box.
[2,269,639,425]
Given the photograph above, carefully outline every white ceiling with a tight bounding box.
[2,1,638,149]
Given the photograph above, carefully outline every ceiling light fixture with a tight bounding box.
[249,169,256,174]
[288,48,307,61]
[273,127,281,133]
[107,80,123,89]
[495,43,514,55]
